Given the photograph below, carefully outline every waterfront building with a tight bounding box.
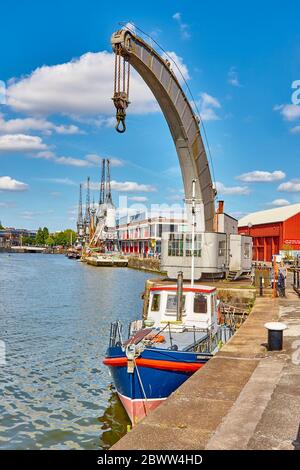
[0,228,37,247]
[117,211,189,256]
[238,203,300,261]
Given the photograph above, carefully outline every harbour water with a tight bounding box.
[0,253,152,449]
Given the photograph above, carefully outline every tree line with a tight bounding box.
[22,227,77,247]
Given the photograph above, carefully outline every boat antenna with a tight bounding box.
[191,179,196,287]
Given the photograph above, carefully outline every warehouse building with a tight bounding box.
[238,203,300,261]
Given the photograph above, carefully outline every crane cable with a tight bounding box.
[112,44,130,133]
[117,21,217,189]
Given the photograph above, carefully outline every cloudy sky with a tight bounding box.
[1,0,300,230]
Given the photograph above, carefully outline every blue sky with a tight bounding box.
[1,0,300,230]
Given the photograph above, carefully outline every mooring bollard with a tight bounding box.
[292,423,300,450]
[264,322,287,351]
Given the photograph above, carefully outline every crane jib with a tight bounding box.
[110,29,215,232]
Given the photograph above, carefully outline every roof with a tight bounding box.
[238,203,300,227]
[150,285,216,293]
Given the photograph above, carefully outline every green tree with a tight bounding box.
[22,236,35,246]
[53,229,76,246]
[45,236,55,246]
[0,221,4,229]
[35,226,49,245]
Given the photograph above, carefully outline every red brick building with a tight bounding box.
[238,204,300,262]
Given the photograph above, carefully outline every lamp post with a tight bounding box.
[247,222,252,236]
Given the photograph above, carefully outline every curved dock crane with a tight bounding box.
[111,28,252,280]
[111,28,215,232]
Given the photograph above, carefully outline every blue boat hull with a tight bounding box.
[104,346,211,424]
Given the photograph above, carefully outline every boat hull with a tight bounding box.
[104,346,210,425]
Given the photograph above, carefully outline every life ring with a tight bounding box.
[145,333,165,343]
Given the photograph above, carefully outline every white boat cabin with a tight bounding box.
[146,284,219,334]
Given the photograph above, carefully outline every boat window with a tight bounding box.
[194,294,207,313]
[151,293,160,312]
[166,294,186,312]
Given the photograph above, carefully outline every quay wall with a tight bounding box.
[127,256,162,273]
[112,286,300,450]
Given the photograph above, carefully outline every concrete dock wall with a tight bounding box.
[112,287,300,450]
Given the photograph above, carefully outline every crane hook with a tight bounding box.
[115,115,126,133]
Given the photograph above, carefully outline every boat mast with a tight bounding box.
[191,179,196,287]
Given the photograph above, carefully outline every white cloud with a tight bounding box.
[85,154,124,167]
[37,177,76,186]
[278,180,300,192]
[35,151,89,167]
[0,201,16,207]
[162,51,190,82]
[35,151,56,160]
[237,170,285,182]
[55,156,90,167]
[228,67,241,87]
[7,51,158,117]
[216,181,250,195]
[0,114,80,135]
[274,104,300,121]
[268,199,290,206]
[290,125,300,134]
[128,196,148,202]
[34,150,123,168]
[0,176,29,191]
[90,180,156,192]
[0,134,47,152]
[172,12,191,40]
[197,93,221,121]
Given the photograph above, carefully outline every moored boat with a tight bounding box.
[103,276,233,425]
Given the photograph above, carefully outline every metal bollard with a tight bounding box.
[292,423,300,450]
[264,322,287,351]
[297,271,300,289]
[294,269,296,287]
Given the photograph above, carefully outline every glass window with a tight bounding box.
[244,243,250,258]
[166,294,186,312]
[218,240,226,257]
[168,234,184,257]
[185,234,202,257]
[194,294,207,313]
[151,293,160,311]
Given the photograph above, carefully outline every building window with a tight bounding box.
[185,234,202,257]
[194,294,207,314]
[151,294,160,312]
[166,294,186,312]
[218,240,226,257]
[244,243,250,258]
[168,234,184,256]
[158,224,162,238]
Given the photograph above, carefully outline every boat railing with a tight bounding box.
[109,321,124,347]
